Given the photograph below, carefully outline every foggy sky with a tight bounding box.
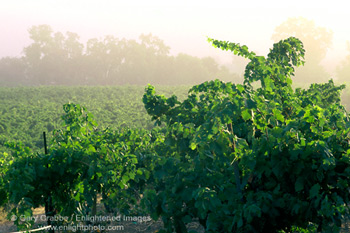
[1,0,349,75]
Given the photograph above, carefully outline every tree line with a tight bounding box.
[1,17,349,86]
[0,25,239,86]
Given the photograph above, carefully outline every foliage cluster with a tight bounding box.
[141,37,350,232]
[0,103,162,230]
[1,36,350,233]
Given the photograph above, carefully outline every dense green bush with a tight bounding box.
[1,103,158,230]
[142,37,350,232]
[2,36,350,233]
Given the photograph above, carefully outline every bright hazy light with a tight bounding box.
[1,0,349,74]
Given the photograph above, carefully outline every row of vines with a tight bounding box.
[0,85,189,152]
[1,36,350,232]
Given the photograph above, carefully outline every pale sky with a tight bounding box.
[1,0,349,74]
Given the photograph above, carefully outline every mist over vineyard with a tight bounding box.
[0,17,349,87]
[2,10,350,233]
[0,24,240,86]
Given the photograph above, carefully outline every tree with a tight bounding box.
[84,36,124,85]
[139,33,170,57]
[272,17,333,84]
[23,25,84,85]
[119,34,172,85]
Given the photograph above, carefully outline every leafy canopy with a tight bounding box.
[142,36,350,232]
